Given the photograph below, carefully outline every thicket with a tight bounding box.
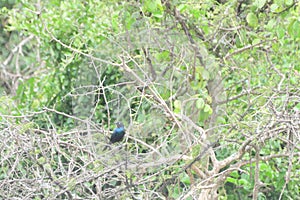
[0,0,299,199]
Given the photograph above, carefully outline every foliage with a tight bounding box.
[0,0,299,199]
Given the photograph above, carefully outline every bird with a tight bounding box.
[103,122,126,150]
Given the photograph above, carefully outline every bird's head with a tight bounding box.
[115,121,124,128]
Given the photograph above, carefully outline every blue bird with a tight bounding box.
[103,122,125,150]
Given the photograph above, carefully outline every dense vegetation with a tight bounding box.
[1,0,299,199]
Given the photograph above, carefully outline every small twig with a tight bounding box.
[224,39,276,60]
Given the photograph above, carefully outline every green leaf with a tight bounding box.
[124,11,136,29]
[288,20,300,39]
[196,98,205,109]
[204,104,212,114]
[294,103,300,111]
[19,122,35,133]
[201,69,210,80]
[238,179,249,186]
[226,177,237,185]
[230,171,239,178]
[236,86,242,93]
[174,100,181,114]
[266,19,276,31]
[144,0,161,13]
[44,163,52,170]
[246,13,258,28]
[177,4,187,12]
[252,38,261,45]
[191,144,201,157]
[285,0,293,6]
[270,4,279,12]
[67,178,76,190]
[199,110,210,123]
[260,163,268,170]
[152,11,163,19]
[181,174,191,185]
[155,50,170,62]
[37,157,46,164]
[290,76,297,85]
[254,0,266,9]
[276,26,285,39]
[217,116,226,124]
